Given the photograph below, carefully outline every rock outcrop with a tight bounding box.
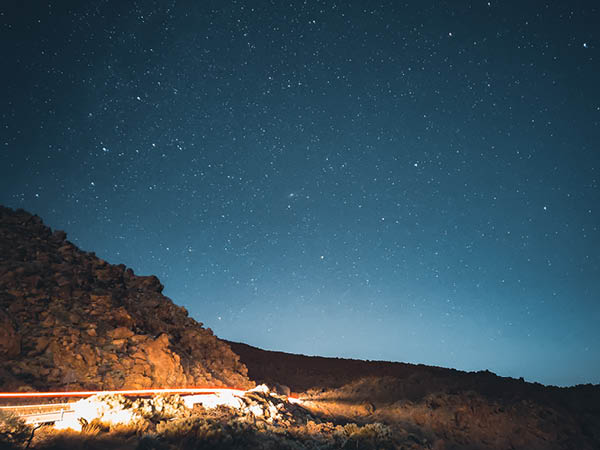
[0,206,252,391]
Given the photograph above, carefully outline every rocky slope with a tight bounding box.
[0,206,252,392]
[228,341,600,450]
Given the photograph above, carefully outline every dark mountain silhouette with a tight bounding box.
[226,342,600,449]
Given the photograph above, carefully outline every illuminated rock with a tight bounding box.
[0,205,252,391]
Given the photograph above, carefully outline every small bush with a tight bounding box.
[0,409,31,448]
[342,422,395,449]
[135,434,169,450]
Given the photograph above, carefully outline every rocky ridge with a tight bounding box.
[228,341,600,449]
[0,206,252,392]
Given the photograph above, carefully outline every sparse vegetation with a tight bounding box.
[0,410,31,449]
[23,393,420,450]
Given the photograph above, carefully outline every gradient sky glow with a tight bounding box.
[1,1,599,387]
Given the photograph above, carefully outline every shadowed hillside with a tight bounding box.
[226,341,600,449]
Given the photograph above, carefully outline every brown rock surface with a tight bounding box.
[0,310,21,358]
[0,206,252,391]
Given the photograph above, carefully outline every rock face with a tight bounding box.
[0,206,252,391]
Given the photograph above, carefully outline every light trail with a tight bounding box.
[0,387,247,399]
[1,386,303,426]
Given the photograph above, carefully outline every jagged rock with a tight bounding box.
[137,333,187,386]
[0,205,253,391]
[0,310,21,358]
[107,326,134,340]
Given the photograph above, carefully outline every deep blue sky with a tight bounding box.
[1,1,599,387]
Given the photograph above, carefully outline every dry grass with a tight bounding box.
[0,409,32,449]
[24,393,425,450]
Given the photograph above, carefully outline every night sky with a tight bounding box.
[1,1,599,387]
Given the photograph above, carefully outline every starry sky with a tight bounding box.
[1,1,599,387]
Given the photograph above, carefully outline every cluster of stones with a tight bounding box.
[0,206,252,392]
[56,386,312,432]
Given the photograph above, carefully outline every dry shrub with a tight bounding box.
[30,394,413,450]
[0,409,31,448]
[80,418,105,435]
[156,417,241,447]
[155,414,398,450]
[156,416,309,450]
[32,430,139,450]
[340,422,395,449]
[135,434,170,450]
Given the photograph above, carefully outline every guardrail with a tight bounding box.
[19,409,75,425]
[0,403,74,424]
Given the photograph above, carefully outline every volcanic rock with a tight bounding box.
[0,310,21,359]
[0,206,252,391]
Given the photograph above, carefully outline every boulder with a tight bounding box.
[107,326,134,339]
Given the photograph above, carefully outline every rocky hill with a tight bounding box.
[228,341,600,449]
[0,206,252,392]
